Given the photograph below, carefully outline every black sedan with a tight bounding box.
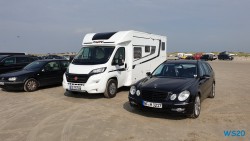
[128,60,215,118]
[0,59,69,92]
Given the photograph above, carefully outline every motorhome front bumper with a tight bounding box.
[63,73,107,93]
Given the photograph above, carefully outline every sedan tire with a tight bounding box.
[24,78,39,92]
[208,83,215,98]
[190,95,201,119]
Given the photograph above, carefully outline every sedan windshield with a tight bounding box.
[152,63,197,78]
[23,61,46,71]
[72,46,115,65]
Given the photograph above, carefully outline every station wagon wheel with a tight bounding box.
[190,95,201,118]
[24,78,39,92]
[104,79,117,98]
[208,83,215,98]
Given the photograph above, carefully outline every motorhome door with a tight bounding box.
[110,47,127,87]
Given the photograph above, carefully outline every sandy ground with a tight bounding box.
[0,60,249,141]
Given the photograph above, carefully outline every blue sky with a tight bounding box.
[0,0,250,53]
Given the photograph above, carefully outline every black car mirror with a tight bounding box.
[0,62,4,66]
[201,75,210,79]
[146,72,152,76]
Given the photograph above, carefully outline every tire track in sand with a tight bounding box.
[26,104,82,141]
[0,95,66,130]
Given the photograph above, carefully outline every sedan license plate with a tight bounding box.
[143,101,162,108]
[0,82,4,85]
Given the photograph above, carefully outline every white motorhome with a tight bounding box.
[63,30,167,98]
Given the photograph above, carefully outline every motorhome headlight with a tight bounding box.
[8,77,17,81]
[178,90,190,101]
[136,90,141,96]
[130,86,136,95]
[90,67,106,74]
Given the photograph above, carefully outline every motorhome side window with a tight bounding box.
[112,47,125,65]
[134,47,142,59]
[150,46,156,54]
[145,46,150,53]
[162,42,165,51]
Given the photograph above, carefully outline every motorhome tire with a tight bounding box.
[104,79,117,98]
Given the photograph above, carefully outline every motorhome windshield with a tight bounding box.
[72,46,115,65]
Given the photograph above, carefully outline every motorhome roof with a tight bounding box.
[82,30,166,46]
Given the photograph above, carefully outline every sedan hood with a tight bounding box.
[138,77,197,92]
[0,69,34,77]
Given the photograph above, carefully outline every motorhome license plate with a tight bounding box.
[0,82,4,85]
[143,101,162,108]
[69,85,81,90]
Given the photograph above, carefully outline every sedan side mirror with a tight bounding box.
[200,75,210,79]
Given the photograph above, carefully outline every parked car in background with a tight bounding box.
[212,55,217,60]
[63,55,75,62]
[200,54,214,61]
[128,60,215,118]
[0,52,26,55]
[0,55,38,74]
[185,56,195,60]
[44,55,66,60]
[0,59,69,92]
[218,52,234,60]
[193,52,203,60]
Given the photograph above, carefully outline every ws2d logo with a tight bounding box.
[224,130,246,137]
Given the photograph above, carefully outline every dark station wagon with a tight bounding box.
[0,55,38,74]
[0,59,69,92]
[128,60,215,118]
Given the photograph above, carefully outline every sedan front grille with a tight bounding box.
[0,77,8,81]
[66,73,90,83]
[141,90,170,102]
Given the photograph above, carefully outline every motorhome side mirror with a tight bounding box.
[118,59,124,66]
[146,72,152,76]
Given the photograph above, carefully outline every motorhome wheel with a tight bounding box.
[104,79,117,98]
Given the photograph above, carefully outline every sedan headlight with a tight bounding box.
[136,90,141,96]
[89,67,106,74]
[178,90,190,101]
[170,94,177,100]
[130,86,136,95]
[8,77,17,81]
